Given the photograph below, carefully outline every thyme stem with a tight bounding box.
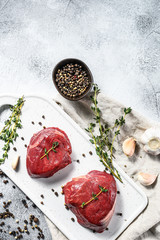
[110,113,127,164]
[89,129,123,182]
[0,96,25,164]
[87,84,132,183]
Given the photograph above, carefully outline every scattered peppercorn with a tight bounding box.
[22,199,28,208]
[21,137,24,141]
[31,121,35,125]
[71,217,75,222]
[82,153,86,157]
[0,170,4,176]
[13,147,17,152]
[0,222,5,227]
[65,205,69,211]
[24,220,28,224]
[34,217,39,224]
[55,101,61,106]
[32,203,37,208]
[54,192,59,197]
[3,180,9,184]
[22,199,26,205]
[0,209,15,219]
[89,151,93,155]
[0,193,3,197]
[116,213,123,216]
[42,115,45,119]
[40,194,44,199]
[24,144,27,148]
[38,122,42,126]
[3,200,12,209]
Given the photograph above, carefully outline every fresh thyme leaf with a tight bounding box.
[85,128,89,132]
[0,96,25,165]
[89,139,94,144]
[40,141,59,160]
[99,185,108,192]
[87,84,132,183]
[92,192,98,200]
[81,202,86,208]
[53,142,59,147]
[52,148,57,153]
[124,107,132,114]
[115,130,120,136]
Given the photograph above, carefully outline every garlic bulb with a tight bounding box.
[122,137,136,157]
[137,172,158,186]
[141,127,160,155]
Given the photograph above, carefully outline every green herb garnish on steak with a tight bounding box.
[40,142,59,160]
[81,185,108,208]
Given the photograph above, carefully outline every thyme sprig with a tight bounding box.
[86,84,132,183]
[40,142,59,160]
[81,185,108,208]
[0,96,25,164]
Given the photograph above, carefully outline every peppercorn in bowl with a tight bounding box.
[52,58,93,101]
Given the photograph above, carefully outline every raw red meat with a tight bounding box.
[26,127,72,178]
[63,170,117,233]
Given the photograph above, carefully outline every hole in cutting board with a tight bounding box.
[0,104,12,123]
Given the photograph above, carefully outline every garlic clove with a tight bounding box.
[11,155,20,170]
[122,137,136,157]
[137,172,158,186]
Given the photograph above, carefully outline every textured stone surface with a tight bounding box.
[0,0,160,239]
[0,171,52,240]
[0,0,160,121]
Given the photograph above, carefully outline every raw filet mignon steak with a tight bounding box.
[63,170,117,233]
[26,127,72,178]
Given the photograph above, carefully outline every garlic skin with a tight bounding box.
[11,155,20,170]
[122,137,136,157]
[137,172,158,186]
[141,127,160,156]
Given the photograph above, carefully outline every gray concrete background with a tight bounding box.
[0,0,160,121]
[0,0,160,239]
[0,172,52,240]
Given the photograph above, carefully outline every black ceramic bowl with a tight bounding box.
[52,58,93,101]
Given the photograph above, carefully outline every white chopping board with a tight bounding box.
[0,95,148,240]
